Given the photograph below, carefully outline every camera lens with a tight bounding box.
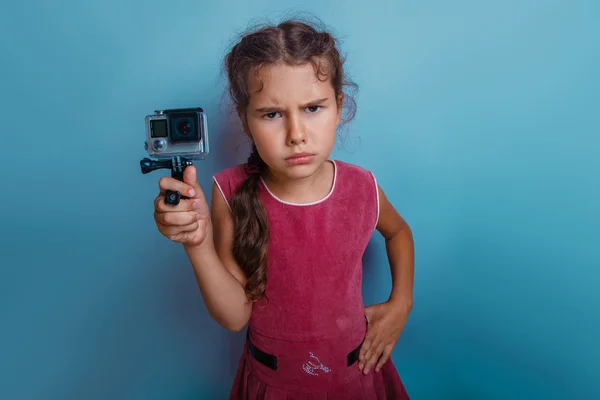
[177,119,192,136]
[169,113,199,143]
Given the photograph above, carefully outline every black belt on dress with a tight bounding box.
[246,329,365,371]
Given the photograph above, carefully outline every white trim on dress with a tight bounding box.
[260,160,337,207]
[212,176,232,212]
[371,172,380,232]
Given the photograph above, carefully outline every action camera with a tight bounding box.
[140,107,210,206]
[144,107,209,159]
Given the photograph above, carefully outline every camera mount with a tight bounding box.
[140,156,193,205]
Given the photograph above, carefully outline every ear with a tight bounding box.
[336,92,345,125]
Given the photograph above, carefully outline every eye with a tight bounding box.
[306,106,321,113]
[263,112,280,119]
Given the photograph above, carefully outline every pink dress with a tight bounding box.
[213,160,410,399]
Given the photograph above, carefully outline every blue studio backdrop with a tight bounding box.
[1,0,598,399]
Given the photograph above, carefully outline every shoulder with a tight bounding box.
[332,159,379,200]
[333,160,380,229]
[333,159,377,186]
[214,163,249,182]
[334,159,374,175]
[213,163,250,210]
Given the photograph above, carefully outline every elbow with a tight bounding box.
[223,316,248,332]
[228,322,248,333]
[215,318,247,333]
[207,292,252,332]
[219,309,251,333]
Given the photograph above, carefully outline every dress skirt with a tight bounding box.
[228,322,410,400]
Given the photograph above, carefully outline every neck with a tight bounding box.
[262,161,334,204]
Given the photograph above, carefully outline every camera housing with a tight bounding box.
[145,107,209,159]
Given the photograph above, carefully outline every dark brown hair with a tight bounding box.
[223,17,358,301]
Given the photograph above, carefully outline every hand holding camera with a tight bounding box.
[140,107,211,247]
[153,165,212,248]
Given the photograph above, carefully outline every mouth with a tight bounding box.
[286,152,315,165]
[287,152,314,159]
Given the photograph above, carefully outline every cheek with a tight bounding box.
[251,130,280,162]
[308,112,338,141]
[248,117,281,138]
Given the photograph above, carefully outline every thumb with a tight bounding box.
[183,166,203,198]
[364,305,374,322]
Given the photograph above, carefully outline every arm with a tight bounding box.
[359,184,414,374]
[376,185,414,312]
[183,182,252,332]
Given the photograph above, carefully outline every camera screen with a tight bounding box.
[151,120,168,138]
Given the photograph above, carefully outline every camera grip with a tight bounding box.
[164,165,188,206]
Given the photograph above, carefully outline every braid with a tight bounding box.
[231,144,270,301]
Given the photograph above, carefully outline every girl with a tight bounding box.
[153,19,414,399]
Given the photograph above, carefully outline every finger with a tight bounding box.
[375,344,394,373]
[154,195,210,223]
[155,210,200,226]
[164,230,196,244]
[361,346,375,372]
[157,221,200,238]
[364,309,373,323]
[359,343,368,363]
[359,336,376,371]
[360,333,378,363]
[154,196,196,213]
[359,331,376,362]
[158,176,196,198]
[183,166,205,199]
[363,342,385,374]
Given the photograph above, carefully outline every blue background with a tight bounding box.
[1,0,598,399]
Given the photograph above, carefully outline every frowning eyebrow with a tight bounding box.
[254,97,329,113]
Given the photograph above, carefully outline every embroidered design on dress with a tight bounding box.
[302,352,331,376]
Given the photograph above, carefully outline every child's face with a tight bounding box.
[243,61,342,180]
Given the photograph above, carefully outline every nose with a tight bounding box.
[286,114,307,146]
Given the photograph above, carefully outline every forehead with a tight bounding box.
[247,62,334,104]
